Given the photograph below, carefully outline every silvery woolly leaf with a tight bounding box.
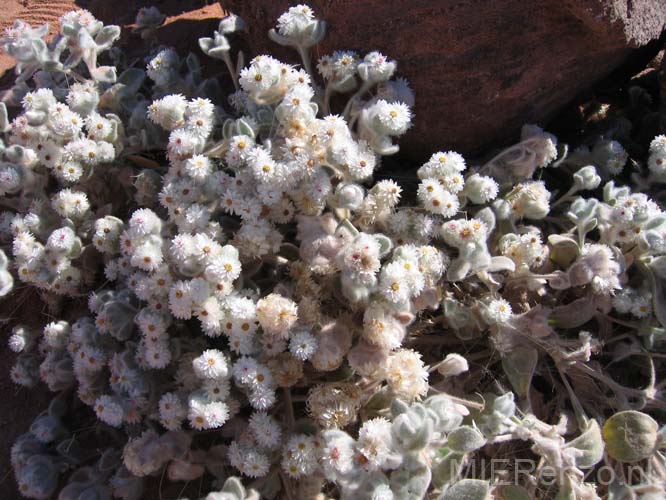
[374,233,393,258]
[94,25,121,50]
[90,66,117,83]
[438,479,490,500]
[432,451,465,488]
[0,102,9,133]
[199,37,214,54]
[389,455,431,500]
[648,255,666,280]
[494,485,532,500]
[392,404,433,452]
[644,266,666,328]
[447,426,486,453]
[268,29,295,48]
[487,256,515,273]
[603,411,658,463]
[502,346,538,398]
[564,419,603,468]
[446,258,471,282]
[219,14,246,34]
[390,398,410,417]
[237,118,256,139]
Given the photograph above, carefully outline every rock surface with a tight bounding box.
[221,0,666,159]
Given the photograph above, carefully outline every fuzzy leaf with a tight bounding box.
[565,419,603,468]
[603,411,658,463]
[374,233,393,257]
[494,485,532,500]
[502,346,538,398]
[237,118,255,139]
[438,479,490,500]
[447,426,486,453]
[389,455,431,500]
[96,25,121,49]
[432,452,465,488]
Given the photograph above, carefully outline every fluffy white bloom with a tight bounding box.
[281,434,317,478]
[248,384,276,410]
[158,392,186,430]
[249,412,282,449]
[372,100,412,136]
[169,281,193,319]
[51,189,90,218]
[465,174,499,204]
[46,227,77,253]
[188,400,229,430]
[203,378,231,401]
[94,395,124,427]
[386,349,428,401]
[276,4,315,37]
[289,330,318,360]
[485,298,513,323]
[192,349,229,380]
[147,94,187,130]
[320,431,355,479]
[418,151,467,179]
[569,244,621,294]
[239,55,282,97]
[256,293,298,337]
[356,417,393,470]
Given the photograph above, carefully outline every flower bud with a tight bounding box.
[573,165,601,190]
[334,182,364,210]
[437,353,469,377]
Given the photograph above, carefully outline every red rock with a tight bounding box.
[220,0,666,160]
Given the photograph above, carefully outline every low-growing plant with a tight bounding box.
[1,4,665,499]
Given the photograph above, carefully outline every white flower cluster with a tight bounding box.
[4,5,666,500]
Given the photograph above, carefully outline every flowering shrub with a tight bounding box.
[1,4,666,500]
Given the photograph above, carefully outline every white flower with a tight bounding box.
[239,55,282,97]
[277,4,315,37]
[485,298,513,323]
[248,384,276,410]
[95,395,124,427]
[249,412,282,449]
[320,431,355,479]
[204,245,241,282]
[184,154,212,181]
[372,99,412,136]
[46,227,76,253]
[147,94,187,130]
[51,189,90,218]
[242,449,270,478]
[289,330,318,360]
[386,349,428,401]
[193,349,229,380]
[158,393,186,430]
[464,174,499,204]
[169,281,193,319]
[203,378,231,401]
[256,293,298,337]
[372,180,402,208]
[187,399,228,430]
[281,434,317,478]
[357,417,393,470]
